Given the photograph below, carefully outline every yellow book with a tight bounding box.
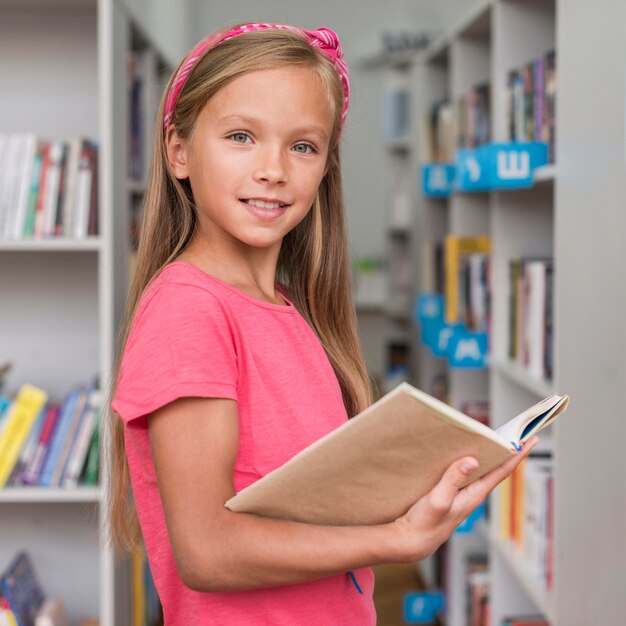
[444,235,491,324]
[131,551,146,626]
[0,384,48,487]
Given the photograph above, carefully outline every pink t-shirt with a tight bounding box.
[112,262,376,625]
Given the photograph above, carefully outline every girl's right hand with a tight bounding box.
[389,436,539,563]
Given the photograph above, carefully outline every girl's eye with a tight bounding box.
[229,132,251,144]
[293,143,316,154]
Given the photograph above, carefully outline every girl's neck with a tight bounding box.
[176,238,283,305]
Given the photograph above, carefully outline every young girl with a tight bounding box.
[107,23,536,625]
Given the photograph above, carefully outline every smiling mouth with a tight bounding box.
[241,199,290,209]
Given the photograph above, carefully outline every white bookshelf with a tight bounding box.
[410,0,626,624]
[0,1,171,623]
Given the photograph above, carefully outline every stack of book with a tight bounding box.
[498,450,554,592]
[421,99,456,163]
[465,553,489,626]
[0,134,99,241]
[444,234,492,331]
[506,50,556,162]
[456,82,491,149]
[509,257,554,381]
[0,383,100,489]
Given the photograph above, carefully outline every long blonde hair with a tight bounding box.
[106,26,374,553]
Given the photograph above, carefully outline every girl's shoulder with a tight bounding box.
[133,262,232,326]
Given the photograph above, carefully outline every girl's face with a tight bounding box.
[168,65,335,255]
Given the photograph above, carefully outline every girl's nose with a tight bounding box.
[253,146,288,184]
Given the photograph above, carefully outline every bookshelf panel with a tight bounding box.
[489,535,552,623]
[451,32,491,99]
[0,251,98,397]
[491,186,554,366]
[0,502,100,623]
[0,6,99,139]
[449,193,490,235]
[492,0,556,142]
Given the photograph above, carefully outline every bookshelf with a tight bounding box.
[409,0,626,624]
[0,1,171,623]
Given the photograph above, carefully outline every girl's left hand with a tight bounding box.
[389,436,539,563]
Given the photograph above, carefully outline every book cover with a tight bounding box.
[0,385,48,487]
[444,235,491,325]
[0,552,45,626]
[22,404,61,486]
[39,389,80,487]
[226,383,568,526]
[49,388,89,487]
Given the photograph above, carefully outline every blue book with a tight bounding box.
[0,552,45,626]
[39,388,80,487]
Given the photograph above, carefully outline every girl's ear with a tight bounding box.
[165,126,190,180]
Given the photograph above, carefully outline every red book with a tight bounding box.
[21,404,61,486]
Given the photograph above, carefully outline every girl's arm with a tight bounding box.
[148,396,536,593]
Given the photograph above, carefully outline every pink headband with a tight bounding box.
[163,23,350,139]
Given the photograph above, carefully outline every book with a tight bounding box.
[444,235,491,325]
[0,552,45,626]
[225,383,569,525]
[0,385,48,487]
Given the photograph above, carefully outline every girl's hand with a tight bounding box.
[389,436,539,563]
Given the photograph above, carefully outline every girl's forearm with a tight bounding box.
[180,511,406,592]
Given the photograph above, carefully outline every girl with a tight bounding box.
[107,23,536,625]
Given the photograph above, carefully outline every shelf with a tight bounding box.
[488,531,554,622]
[0,238,102,252]
[533,164,556,183]
[0,486,101,503]
[492,359,555,398]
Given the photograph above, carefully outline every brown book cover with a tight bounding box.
[225,383,568,526]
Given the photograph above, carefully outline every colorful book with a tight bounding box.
[39,389,80,487]
[62,389,100,487]
[22,404,61,486]
[444,235,492,325]
[0,385,48,487]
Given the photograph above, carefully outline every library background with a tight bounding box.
[0,0,625,625]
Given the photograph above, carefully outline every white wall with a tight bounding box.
[184,0,478,259]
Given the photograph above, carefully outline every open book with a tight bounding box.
[225,382,569,526]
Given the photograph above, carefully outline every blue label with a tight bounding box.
[447,329,488,368]
[456,142,548,191]
[422,163,456,197]
[415,293,444,322]
[455,501,486,534]
[455,148,491,191]
[403,591,445,623]
[484,142,548,188]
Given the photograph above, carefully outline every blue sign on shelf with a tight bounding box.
[403,590,445,624]
[422,163,456,197]
[416,293,488,368]
[455,142,549,191]
[447,328,488,368]
[455,147,491,191]
[484,141,548,189]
